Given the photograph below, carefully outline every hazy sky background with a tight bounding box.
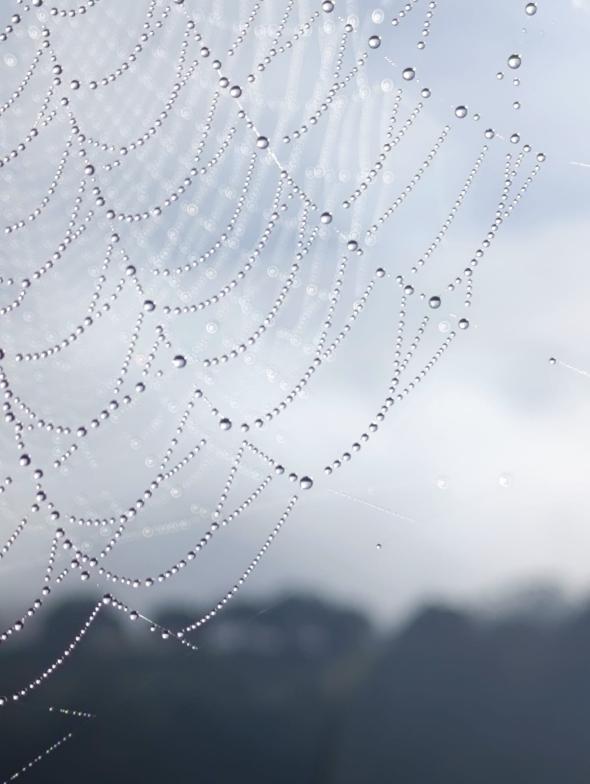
[0,0,589,632]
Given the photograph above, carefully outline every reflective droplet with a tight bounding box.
[219,417,232,431]
[322,0,334,11]
[455,105,468,119]
[256,135,269,149]
[299,476,313,490]
[458,318,469,330]
[143,300,156,312]
[320,211,333,224]
[368,35,381,49]
[173,355,187,368]
[230,85,242,98]
[498,473,512,488]
[525,2,537,15]
[548,357,556,366]
[428,295,441,309]
[507,53,522,69]
[402,67,415,81]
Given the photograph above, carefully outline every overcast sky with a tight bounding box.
[0,0,589,632]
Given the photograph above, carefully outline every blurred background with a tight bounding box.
[1,0,590,780]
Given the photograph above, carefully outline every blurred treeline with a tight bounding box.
[2,590,590,783]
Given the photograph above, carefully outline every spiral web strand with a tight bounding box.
[0,0,544,777]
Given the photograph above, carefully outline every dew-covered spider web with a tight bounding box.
[0,0,548,778]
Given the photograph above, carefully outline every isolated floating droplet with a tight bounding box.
[510,133,521,144]
[507,53,522,69]
[322,0,334,11]
[173,355,187,368]
[548,356,557,365]
[525,2,537,15]
[256,135,269,149]
[484,128,495,139]
[428,295,441,309]
[299,476,313,490]
[143,300,156,312]
[458,318,470,329]
[368,35,381,49]
[219,417,232,431]
[320,211,333,224]
[402,67,416,81]
[454,105,468,119]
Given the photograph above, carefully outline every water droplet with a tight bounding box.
[230,85,242,98]
[525,2,537,15]
[368,35,381,49]
[458,318,470,330]
[498,473,512,488]
[428,295,441,309]
[322,0,334,11]
[510,133,520,144]
[219,417,232,431]
[256,135,269,149]
[402,67,416,81]
[507,53,522,69]
[143,300,156,312]
[455,105,468,119]
[320,211,333,224]
[299,476,313,490]
[548,357,556,366]
[173,355,187,368]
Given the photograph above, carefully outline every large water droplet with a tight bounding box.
[525,2,537,15]
[428,296,441,309]
[368,35,381,49]
[507,53,522,69]
[402,67,415,81]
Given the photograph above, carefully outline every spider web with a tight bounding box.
[0,0,543,778]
